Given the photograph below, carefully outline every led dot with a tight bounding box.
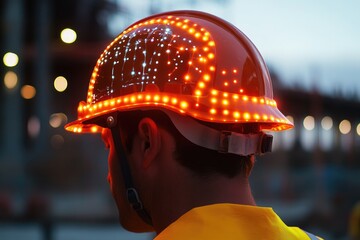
[260,98,265,104]
[91,126,98,133]
[208,41,215,46]
[252,97,258,103]
[199,57,207,63]
[180,101,188,109]
[262,115,268,120]
[339,120,351,134]
[184,74,190,81]
[233,69,238,74]
[154,95,160,101]
[195,32,201,38]
[233,112,240,118]
[189,28,195,34]
[221,70,227,75]
[233,95,239,100]
[203,74,210,81]
[242,96,249,101]
[209,66,215,71]
[244,112,250,120]
[198,82,205,88]
[208,90,217,97]
[222,99,229,105]
[211,98,217,104]
[195,90,202,96]
[162,96,169,103]
[223,110,229,115]
[210,108,216,114]
[171,98,178,104]
[202,36,209,41]
[254,114,260,120]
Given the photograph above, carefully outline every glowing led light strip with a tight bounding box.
[78,91,287,125]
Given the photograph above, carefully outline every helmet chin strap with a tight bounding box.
[106,115,153,226]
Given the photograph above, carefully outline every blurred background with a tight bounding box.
[1,0,360,239]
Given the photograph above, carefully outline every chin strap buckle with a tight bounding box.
[219,131,273,156]
[127,188,143,211]
[260,133,273,154]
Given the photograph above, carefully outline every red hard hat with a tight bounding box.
[65,10,293,138]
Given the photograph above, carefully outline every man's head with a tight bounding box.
[65,10,293,233]
[101,109,257,233]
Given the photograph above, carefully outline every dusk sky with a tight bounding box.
[117,0,360,98]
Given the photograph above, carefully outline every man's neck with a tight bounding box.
[150,173,255,234]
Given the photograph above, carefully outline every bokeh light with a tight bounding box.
[51,134,65,149]
[21,85,36,99]
[60,28,77,44]
[49,113,68,128]
[4,71,18,89]
[321,116,333,130]
[357,123,360,136]
[339,120,351,134]
[28,116,40,138]
[54,76,68,92]
[3,52,19,67]
[303,115,315,131]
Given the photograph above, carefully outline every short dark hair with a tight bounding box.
[117,110,254,178]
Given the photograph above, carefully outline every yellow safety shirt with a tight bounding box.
[155,203,322,240]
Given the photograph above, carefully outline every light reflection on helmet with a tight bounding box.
[65,10,293,133]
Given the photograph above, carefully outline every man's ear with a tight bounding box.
[137,117,161,168]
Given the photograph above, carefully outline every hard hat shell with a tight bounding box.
[65,10,293,133]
